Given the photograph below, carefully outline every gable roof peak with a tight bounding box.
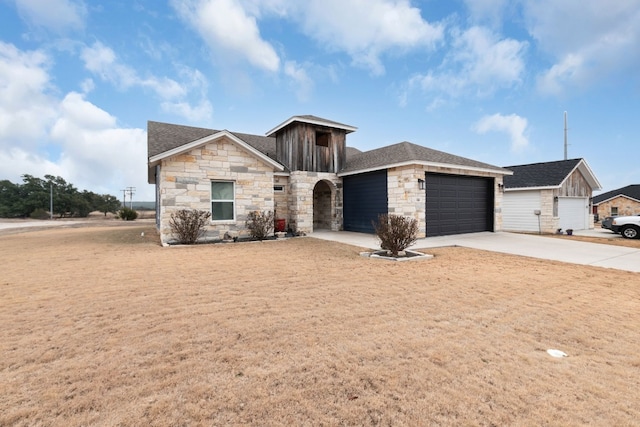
[592,184,640,204]
[266,115,357,136]
[504,158,600,190]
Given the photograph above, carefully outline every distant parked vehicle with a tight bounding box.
[611,215,640,239]
[601,216,614,231]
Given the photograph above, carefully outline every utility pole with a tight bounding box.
[50,183,53,220]
[126,186,136,209]
[121,189,127,208]
[564,111,568,160]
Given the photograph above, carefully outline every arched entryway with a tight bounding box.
[313,180,333,230]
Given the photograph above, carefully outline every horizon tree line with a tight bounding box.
[0,174,122,218]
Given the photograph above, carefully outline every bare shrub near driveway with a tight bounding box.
[373,214,419,256]
[1,225,639,426]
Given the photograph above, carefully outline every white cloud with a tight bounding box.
[161,100,214,123]
[81,42,185,99]
[0,42,57,149]
[473,113,529,152]
[14,0,87,32]
[409,26,527,100]
[284,60,313,102]
[50,92,149,198]
[0,42,153,199]
[292,0,443,75]
[463,0,509,27]
[523,0,640,95]
[80,41,211,123]
[171,0,443,76]
[171,0,280,72]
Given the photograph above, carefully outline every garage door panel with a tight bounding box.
[426,174,493,237]
[502,191,541,232]
[343,170,388,233]
[558,197,588,230]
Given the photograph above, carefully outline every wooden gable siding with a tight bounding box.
[275,123,346,172]
[557,168,592,197]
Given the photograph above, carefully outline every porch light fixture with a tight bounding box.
[498,183,504,192]
[418,178,425,190]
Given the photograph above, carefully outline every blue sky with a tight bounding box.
[1,0,639,201]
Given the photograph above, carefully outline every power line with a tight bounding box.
[126,187,136,209]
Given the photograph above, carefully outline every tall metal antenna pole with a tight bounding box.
[564,111,568,160]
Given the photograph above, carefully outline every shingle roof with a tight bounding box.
[148,121,218,158]
[346,146,362,160]
[229,131,277,161]
[148,122,510,179]
[503,159,582,188]
[340,141,510,175]
[592,184,640,204]
[147,121,278,161]
[266,115,357,136]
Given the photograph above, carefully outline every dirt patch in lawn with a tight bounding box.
[1,225,639,426]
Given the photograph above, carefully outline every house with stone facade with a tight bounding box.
[147,115,512,245]
[502,158,601,233]
[592,184,640,220]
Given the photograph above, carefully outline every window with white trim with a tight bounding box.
[611,206,618,216]
[211,181,235,221]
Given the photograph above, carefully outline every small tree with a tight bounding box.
[246,210,274,241]
[169,209,211,244]
[118,207,138,221]
[96,194,122,217]
[373,214,419,257]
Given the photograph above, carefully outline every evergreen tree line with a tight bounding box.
[0,174,122,218]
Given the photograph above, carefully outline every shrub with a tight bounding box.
[118,207,138,221]
[30,208,50,220]
[246,210,274,241]
[169,209,211,244]
[373,214,419,257]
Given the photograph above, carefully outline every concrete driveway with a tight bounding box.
[310,230,640,273]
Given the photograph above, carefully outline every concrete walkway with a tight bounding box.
[309,230,640,273]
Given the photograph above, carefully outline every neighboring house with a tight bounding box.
[592,185,640,219]
[147,115,512,244]
[502,159,602,233]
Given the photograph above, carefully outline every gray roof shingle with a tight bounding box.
[340,141,509,174]
[148,122,509,177]
[592,184,640,204]
[503,159,582,188]
[148,121,218,158]
[147,121,278,161]
[266,115,357,136]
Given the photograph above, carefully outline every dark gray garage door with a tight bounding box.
[343,170,388,233]
[425,173,493,237]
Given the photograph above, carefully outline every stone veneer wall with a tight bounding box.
[387,165,506,238]
[596,196,640,218]
[539,189,560,233]
[157,137,276,244]
[288,171,342,234]
[273,175,290,226]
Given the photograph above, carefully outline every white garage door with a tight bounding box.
[503,190,541,232]
[558,197,589,231]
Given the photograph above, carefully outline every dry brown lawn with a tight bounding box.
[1,223,639,426]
